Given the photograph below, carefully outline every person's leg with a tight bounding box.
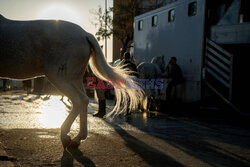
[2,79,7,91]
[93,89,106,118]
[165,81,174,112]
[166,81,173,102]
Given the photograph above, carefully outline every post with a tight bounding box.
[105,0,107,59]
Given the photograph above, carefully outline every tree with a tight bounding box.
[91,0,163,59]
[91,6,113,42]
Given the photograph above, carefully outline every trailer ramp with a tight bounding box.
[204,38,233,103]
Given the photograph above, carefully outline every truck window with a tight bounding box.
[152,15,158,27]
[168,9,175,22]
[188,1,197,16]
[138,20,143,30]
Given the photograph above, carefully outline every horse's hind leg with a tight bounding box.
[70,80,89,147]
[46,76,89,148]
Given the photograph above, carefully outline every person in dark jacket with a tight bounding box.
[165,57,184,102]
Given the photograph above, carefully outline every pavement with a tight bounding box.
[0,90,250,166]
[0,141,15,167]
[0,91,19,167]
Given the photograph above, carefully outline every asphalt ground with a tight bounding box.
[0,90,250,167]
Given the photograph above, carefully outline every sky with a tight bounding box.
[0,0,113,62]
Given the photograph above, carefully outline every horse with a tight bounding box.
[0,15,144,148]
[137,56,165,79]
[137,56,165,110]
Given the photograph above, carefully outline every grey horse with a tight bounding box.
[137,56,165,110]
[137,56,165,79]
[0,15,144,148]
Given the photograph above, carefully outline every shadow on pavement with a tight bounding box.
[106,121,184,167]
[121,112,250,167]
[161,120,250,167]
[42,95,51,101]
[11,95,27,100]
[26,95,41,102]
[61,148,95,167]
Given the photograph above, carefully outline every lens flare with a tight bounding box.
[38,4,81,25]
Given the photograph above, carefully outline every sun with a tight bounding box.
[38,4,81,25]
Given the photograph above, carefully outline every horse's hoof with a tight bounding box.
[61,135,72,149]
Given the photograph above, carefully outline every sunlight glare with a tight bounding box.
[38,4,81,26]
[37,96,72,129]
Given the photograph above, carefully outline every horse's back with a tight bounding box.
[137,62,161,79]
[0,16,90,79]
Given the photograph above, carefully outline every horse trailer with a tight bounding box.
[133,0,250,112]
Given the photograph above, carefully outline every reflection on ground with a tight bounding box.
[0,94,146,135]
[0,94,77,129]
[1,93,250,166]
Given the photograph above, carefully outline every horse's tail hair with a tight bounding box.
[86,33,145,116]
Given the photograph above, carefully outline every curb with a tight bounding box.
[0,142,15,167]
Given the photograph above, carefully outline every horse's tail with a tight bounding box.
[86,33,145,116]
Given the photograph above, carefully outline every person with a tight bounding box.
[23,80,32,95]
[93,89,106,118]
[84,65,106,118]
[121,52,138,77]
[2,79,8,91]
[120,47,126,60]
[164,57,184,103]
[120,52,139,116]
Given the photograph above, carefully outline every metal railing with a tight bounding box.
[205,38,233,101]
